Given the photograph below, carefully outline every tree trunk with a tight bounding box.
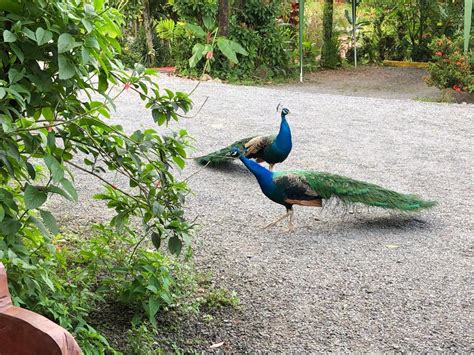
[142,0,156,66]
[321,0,334,68]
[218,0,229,36]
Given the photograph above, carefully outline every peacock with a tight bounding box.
[229,148,436,230]
[195,107,292,171]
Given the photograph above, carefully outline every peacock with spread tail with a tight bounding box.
[229,148,436,230]
[195,108,292,171]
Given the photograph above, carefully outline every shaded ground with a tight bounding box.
[51,73,473,352]
[277,66,441,101]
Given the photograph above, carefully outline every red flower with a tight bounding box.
[206,51,213,60]
[124,82,131,90]
[452,85,462,93]
[435,51,443,57]
[206,31,211,44]
[47,126,53,133]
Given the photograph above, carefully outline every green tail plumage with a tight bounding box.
[295,171,436,211]
[194,136,256,165]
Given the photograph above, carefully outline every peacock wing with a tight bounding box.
[273,172,322,206]
[244,135,275,159]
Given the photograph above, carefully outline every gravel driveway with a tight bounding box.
[54,75,473,352]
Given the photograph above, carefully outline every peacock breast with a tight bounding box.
[263,143,291,164]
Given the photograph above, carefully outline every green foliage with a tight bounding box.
[126,322,160,354]
[219,1,293,80]
[0,0,197,349]
[121,26,172,67]
[426,36,473,93]
[353,0,465,62]
[172,0,217,27]
[185,23,248,71]
[1,225,114,352]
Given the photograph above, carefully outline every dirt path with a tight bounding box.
[53,73,473,352]
[277,66,441,101]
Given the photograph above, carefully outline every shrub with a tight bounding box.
[0,0,193,349]
[426,36,473,93]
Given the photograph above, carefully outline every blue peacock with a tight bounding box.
[229,148,436,230]
[195,108,292,171]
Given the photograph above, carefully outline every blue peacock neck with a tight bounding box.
[239,155,275,195]
[273,113,292,153]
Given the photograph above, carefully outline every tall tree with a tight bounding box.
[143,0,156,65]
[321,0,334,67]
[218,0,229,36]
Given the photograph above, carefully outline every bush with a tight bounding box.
[0,0,194,350]
[158,0,293,80]
[426,36,473,93]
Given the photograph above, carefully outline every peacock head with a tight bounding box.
[281,107,290,117]
[229,147,241,158]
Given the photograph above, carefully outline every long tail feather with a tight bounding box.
[299,171,436,211]
[194,136,256,166]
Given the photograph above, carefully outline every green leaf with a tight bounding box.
[0,87,5,100]
[81,19,93,33]
[168,236,182,255]
[94,0,105,11]
[26,162,36,180]
[160,292,172,304]
[151,231,161,250]
[58,54,75,80]
[0,205,4,222]
[189,43,205,68]
[3,30,17,43]
[203,16,215,30]
[185,23,206,38]
[217,38,238,64]
[0,217,21,237]
[8,68,25,84]
[40,273,55,292]
[29,215,51,238]
[44,155,64,183]
[147,297,160,326]
[229,39,248,56]
[41,107,54,121]
[9,43,24,62]
[152,201,163,216]
[172,156,185,169]
[47,185,74,201]
[134,63,145,74]
[58,33,75,53]
[98,70,108,92]
[24,184,47,209]
[39,209,59,235]
[84,4,95,15]
[60,178,78,202]
[36,27,52,46]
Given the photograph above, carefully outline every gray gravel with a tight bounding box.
[53,75,473,352]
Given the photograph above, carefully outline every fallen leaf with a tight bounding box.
[385,244,399,249]
[210,341,224,349]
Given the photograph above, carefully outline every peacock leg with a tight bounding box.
[268,163,275,171]
[262,209,290,230]
[288,208,295,231]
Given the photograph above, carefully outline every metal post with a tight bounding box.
[352,0,357,68]
[464,0,473,52]
[299,0,305,82]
